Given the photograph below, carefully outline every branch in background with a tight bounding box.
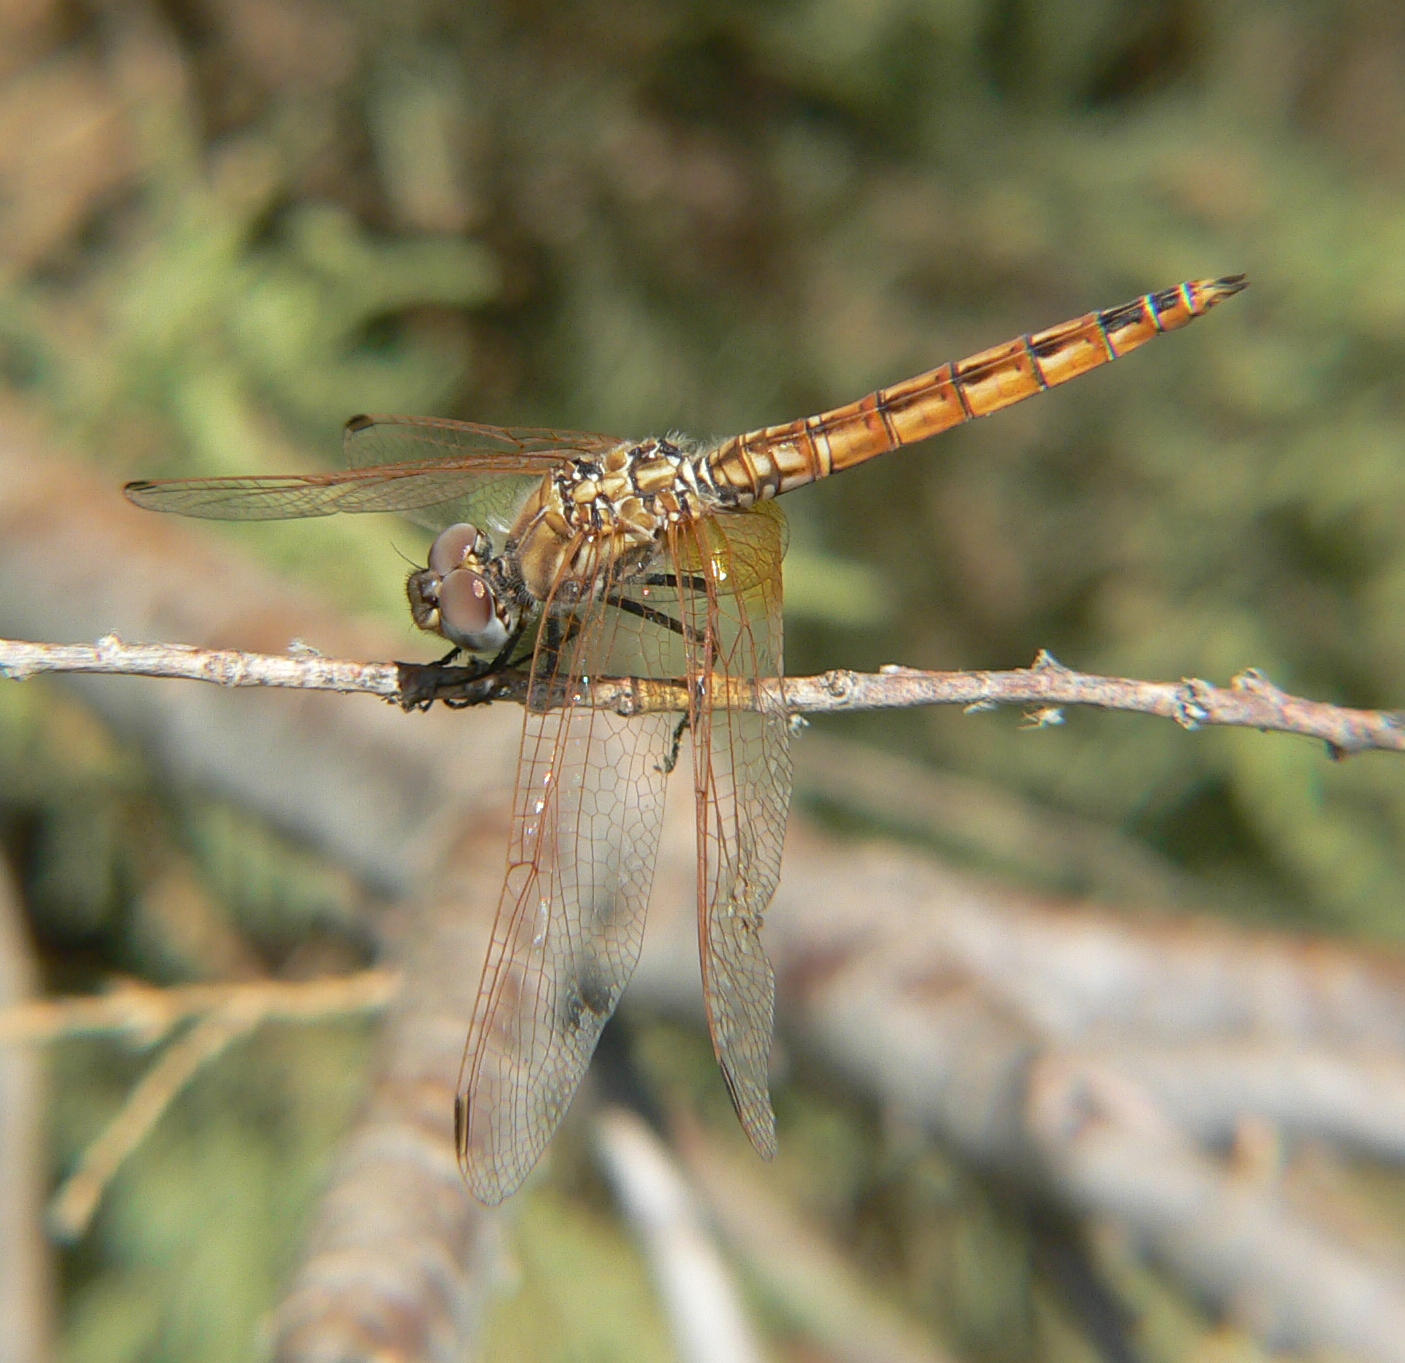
[0,856,53,1363]
[673,1116,956,1363]
[594,1107,767,1363]
[2,635,1400,756]
[50,1010,256,1239]
[0,971,401,1241]
[0,970,400,1047]
[267,847,509,1362]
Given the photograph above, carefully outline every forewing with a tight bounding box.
[123,416,624,532]
[343,415,626,533]
[342,414,621,468]
[671,502,790,1158]
[122,465,541,523]
[456,539,684,1203]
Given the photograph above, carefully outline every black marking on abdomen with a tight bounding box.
[1020,336,1049,389]
[951,367,976,420]
[873,393,902,444]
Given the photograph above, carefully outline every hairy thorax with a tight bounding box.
[510,437,710,604]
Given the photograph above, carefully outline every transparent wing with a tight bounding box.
[672,502,790,1158]
[456,537,684,1204]
[343,416,626,533]
[455,500,789,1201]
[123,416,624,532]
[342,414,621,468]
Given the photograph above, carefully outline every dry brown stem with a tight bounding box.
[19,971,400,1240]
[3,635,1399,757]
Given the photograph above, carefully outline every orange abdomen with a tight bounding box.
[705,275,1246,503]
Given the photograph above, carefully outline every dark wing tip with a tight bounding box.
[123,480,157,505]
[344,413,375,434]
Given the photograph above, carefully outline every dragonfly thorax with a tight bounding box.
[509,437,704,602]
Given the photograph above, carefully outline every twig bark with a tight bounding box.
[0,970,400,1047]
[3,635,1400,756]
[0,971,401,1241]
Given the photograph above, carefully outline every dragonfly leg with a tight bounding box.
[637,570,708,593]
[399,620,535,711]
[657,712,690,775]
[605,592,705,646]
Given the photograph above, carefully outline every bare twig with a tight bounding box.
[594,1107,766,1363]
[3,635,1400,756]
[0,969,401,1047]
[50,1010,254,1239]
[28,972,399,1240]
[0,634,399,697]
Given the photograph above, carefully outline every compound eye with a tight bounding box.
[438,568,496,645]
[428,522,483,577]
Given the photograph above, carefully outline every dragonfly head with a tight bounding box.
[408,522,514,654]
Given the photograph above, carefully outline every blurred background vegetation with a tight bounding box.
[3,0,1405,1359]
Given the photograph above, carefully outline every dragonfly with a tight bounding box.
[125,274,1245,1203]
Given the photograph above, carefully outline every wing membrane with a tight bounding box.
[342,417,629,533]
[672,502,790,1158]
[124,416,626,528]
[123,465,541,521]
[456,536,683,1203]
[343,414,621,468]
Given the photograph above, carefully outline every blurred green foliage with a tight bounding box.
[4,0,1405,1358]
